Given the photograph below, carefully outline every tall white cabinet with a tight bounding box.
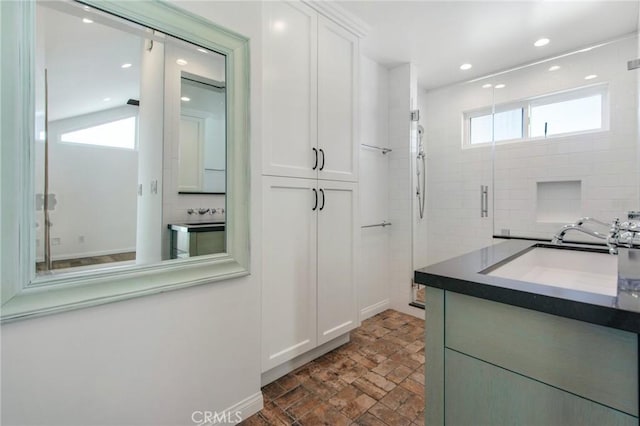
[262,0,361,376]
[263,2,358,183]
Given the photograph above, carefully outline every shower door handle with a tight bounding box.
[480,185,489,217]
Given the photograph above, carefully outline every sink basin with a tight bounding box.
[483,246,618,296]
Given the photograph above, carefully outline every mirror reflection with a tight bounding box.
[34,0,227,275]
[179,74,226,194]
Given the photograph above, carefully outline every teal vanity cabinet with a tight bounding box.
[416,240,640,426]
[168,223,225,259]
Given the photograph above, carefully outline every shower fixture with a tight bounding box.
[416,124,426,219]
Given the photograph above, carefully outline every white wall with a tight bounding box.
[491,37,638,239]
[388,63,422,319]
[422,79,495,266]
[1,2,264,425]
[358,55,391,320]
[34,126,138,261]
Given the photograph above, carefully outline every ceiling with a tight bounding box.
[337,1,639,90]
[37,2,225,122]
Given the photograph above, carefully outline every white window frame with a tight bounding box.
[463,83,609,148]
[0,0,250,323]
[464,102,527,146]
[527,84,609,140]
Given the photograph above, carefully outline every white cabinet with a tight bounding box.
[317,180,358,344]
[262,176,358,371]
[263,1,317,180]
[262,177,318,371]
[263,1,358,182]
[317,16,358,182]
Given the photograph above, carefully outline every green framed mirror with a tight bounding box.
[0,0,250,322]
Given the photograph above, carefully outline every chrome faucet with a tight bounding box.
[552,217,620,254]
[573,217,611,228]
[551,224,609,243]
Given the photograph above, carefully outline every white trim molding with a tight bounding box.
[225,392,264,425]
[302,0,370,38]
[360,298,390,321]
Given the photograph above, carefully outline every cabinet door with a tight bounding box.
[262,176,318,371]
[263,1,318,180]
[445,349,637,426]
[317,180,358,345]
[178,116,204,192]
[317,16,358,182]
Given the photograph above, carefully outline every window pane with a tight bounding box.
[60,116,137,149]
[530,94,602,138]
[470,114,493,144]
[494,109,523,142]
[470,109,523,144]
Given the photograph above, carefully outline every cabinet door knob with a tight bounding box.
[319,188,325,210]
[312,188,318,211]
[312,147,318,170]
[319,149,325,171]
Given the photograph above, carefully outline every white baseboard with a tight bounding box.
[261,333,350,387]
[227,392,263,425]
[391,302,425,320]
[360,299,390,321]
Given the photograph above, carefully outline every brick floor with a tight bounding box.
[240,309,425,425]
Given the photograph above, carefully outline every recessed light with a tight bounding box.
[176,59,188,66]
[82,18,93,24]
[181,96,191,102]
[548,65,561,71]
[121,63,132,69]
[197,48,208,53]
[273,20,286,32]
[482,83,492,89]
[460,63,472,70]
[534,38,550,47]
[495,84,506,89]
[584,74,597,80]
[103,97,111,102]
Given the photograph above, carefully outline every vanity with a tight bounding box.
[168,222,225,259]
[415,240,640,425]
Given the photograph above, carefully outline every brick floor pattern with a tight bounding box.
[240,309,425,425]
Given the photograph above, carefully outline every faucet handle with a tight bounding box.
[610,217,620,232]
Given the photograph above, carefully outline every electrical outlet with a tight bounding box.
[52,237,61,246]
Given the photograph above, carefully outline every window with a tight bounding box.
[530,90,604,138]
[470,108,524,144]
[60,116,137,149]
[464,84,608,146]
